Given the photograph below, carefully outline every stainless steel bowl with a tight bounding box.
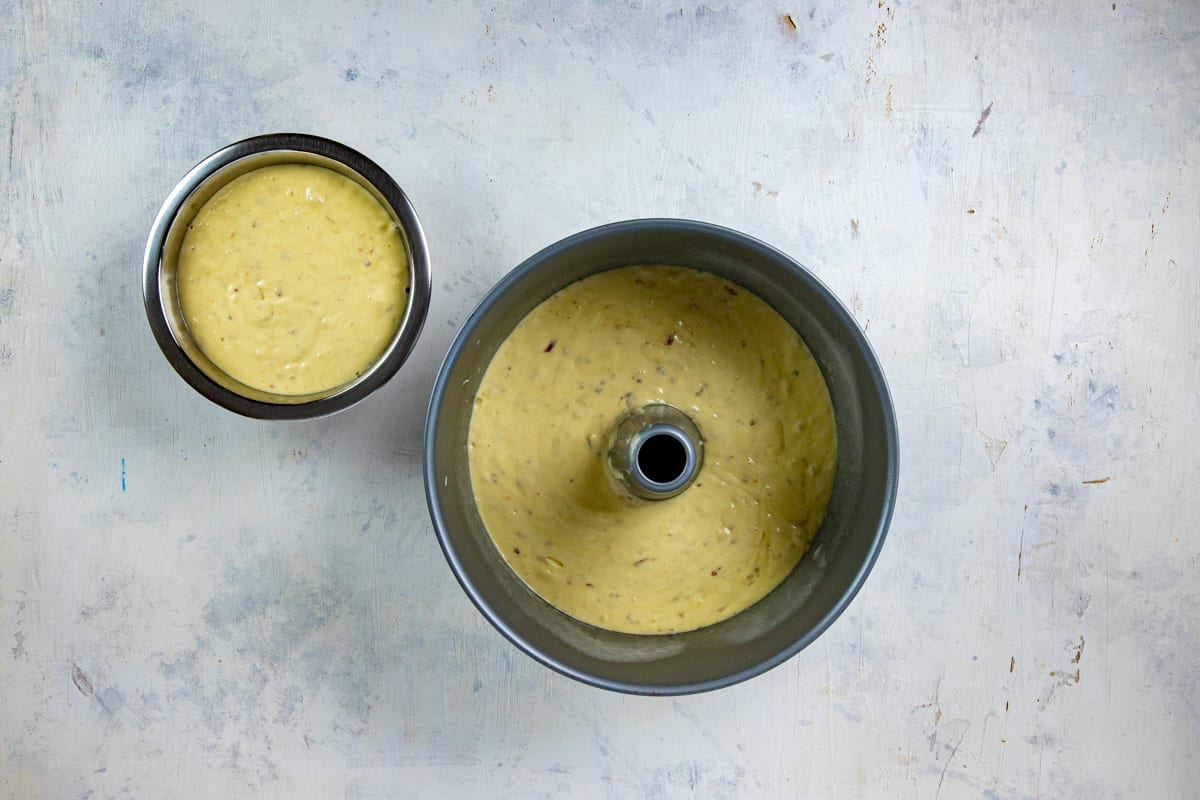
[425,219,898,694]
[143,133,431,419]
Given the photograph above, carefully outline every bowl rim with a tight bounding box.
[142,132,431,419]
[424,217,899,694]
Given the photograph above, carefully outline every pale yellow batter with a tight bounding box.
[178,164,409,395]
[468,266,837,634]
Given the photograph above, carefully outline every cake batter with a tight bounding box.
[178,163,409,395]
[468,266,837,634]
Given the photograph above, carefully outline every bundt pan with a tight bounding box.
[424,219,898,694]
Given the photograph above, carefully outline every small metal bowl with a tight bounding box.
[425,219,898,694]
[143,133,431,419]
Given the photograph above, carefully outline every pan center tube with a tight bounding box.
[608,404,704,500]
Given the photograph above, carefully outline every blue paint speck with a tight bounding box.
[343,67,359,82]
[120,458,126,492]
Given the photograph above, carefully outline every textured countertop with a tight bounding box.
[2,1,1197,797]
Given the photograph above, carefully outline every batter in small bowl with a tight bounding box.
[178,164,409,395]
[468,265,836,634]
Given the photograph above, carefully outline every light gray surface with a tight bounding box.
[1,1,1197,797]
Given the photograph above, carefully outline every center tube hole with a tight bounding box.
[636,432,689,485]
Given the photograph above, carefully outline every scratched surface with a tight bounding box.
[1,1,1198,798]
